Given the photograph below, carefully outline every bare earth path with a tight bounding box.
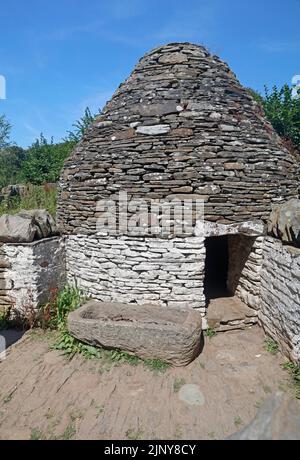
[0,327,291,440]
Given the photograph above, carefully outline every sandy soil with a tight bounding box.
[0,326,292,440]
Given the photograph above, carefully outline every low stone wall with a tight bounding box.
[0,237,66,312]
[66,235,206,313]
[260,237,300,362]
[227,235,264,310]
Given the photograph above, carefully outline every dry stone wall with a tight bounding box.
[58,43,299,235]
[66,235,206,313]
[0,237,65,311]
[227,235,264,310]
[260,237,300,362]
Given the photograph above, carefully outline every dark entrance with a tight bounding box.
[204,235,229,301]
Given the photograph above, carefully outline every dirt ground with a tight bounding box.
[0,326,292,440]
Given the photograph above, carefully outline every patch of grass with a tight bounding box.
[3,393,13,404]
[30,428,45,440]
[281,361,300,398]
[234,416,243,428]
[204,328,216,339]
[173,377,186,393]
[70,409,84,422]
[207,431,216,439]
[59,422,76,440]
[103,349,140,366]
[0,309,10,330]
[125,428,144,440]
[0,186,57,218]
[264,338,279,355]
[143,358,170,373]
[199,361,206,369]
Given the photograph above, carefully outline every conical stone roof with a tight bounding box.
[58,42,299,235]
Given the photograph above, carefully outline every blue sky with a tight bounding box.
[0,0,299,147]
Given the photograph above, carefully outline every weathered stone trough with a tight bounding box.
[68,301,202,366]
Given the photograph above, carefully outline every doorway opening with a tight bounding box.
[204,235,229,302]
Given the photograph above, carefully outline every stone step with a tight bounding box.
[207,296,258,332]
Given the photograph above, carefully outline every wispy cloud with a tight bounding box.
[258,39,300,53]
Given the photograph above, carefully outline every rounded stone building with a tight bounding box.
[58,43,299,319]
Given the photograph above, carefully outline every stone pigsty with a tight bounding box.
[1,43,300,363]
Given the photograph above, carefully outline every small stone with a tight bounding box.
[171,128,193,137]
[224,163,245,170]
[110,128,135,140]
[178,384,205,406]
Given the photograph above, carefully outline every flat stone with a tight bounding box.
[178,384,205,406]
[171,128,193,137]
[207,296,258,331]
[136,125,171,135]
[268,199,300,244]
[158,52,188,64]
[111,128,135,140]
[136,102,178,117]
[229,392,300,440]
[68,301,202,366]
[224,162,245,170]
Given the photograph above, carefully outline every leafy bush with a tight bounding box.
[248,85,300,152]
[21,135,75,185]
[0,146,25,189]
[64,107,96,143]
[263,85,300,147]
[0,114,11,149]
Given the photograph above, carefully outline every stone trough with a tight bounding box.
[68,301,202,366]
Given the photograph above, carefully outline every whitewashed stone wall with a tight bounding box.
[227,235,264,310]
[66,235,206,313]
[260,237,300,362]
[0,237,65,311]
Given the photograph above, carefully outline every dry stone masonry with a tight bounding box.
[1,43,300,364]
[0,238,65,312]
[58,42,298,233]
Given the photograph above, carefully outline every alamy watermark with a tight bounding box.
[292,74,300,99]
[0,75,6,99]
[96,191,204,237]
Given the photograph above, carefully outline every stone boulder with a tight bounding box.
[68,301,202,366]
[18,209,58,240]
[0,209,59,243]
[1,184,29,200]
[229,392,300,440]
[268,199,300,244]
[0,214,36,243]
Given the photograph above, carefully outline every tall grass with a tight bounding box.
[0,185,57,218]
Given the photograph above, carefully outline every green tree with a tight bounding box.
[21,134,75,185]
[0,114,11,149]
[263,84,300,147]
[248,85,300,150]
[64,107,96,143]
[0,145,25,188]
